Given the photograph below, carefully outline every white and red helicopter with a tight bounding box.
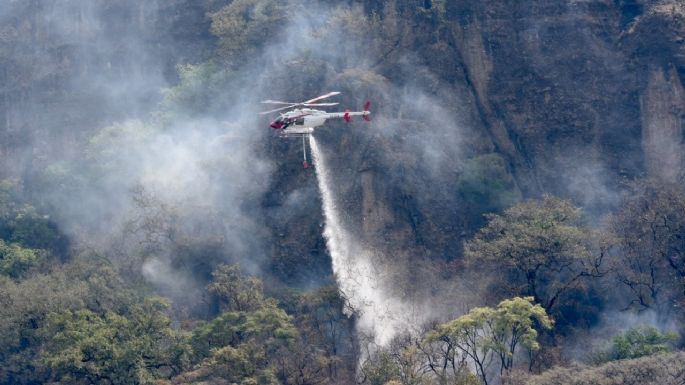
[259,92,371,168]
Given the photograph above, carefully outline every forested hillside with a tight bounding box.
[0,1,684,384]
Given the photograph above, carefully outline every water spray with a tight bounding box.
[309,136,417,350]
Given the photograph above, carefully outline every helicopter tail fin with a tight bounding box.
[363,101,371,122]
[343,109,352,123]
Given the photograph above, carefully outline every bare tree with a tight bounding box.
[609,180,685,317]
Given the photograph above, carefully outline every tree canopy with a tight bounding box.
[465,196,605,316]
[426,297,552,385]
[609,180,685,318]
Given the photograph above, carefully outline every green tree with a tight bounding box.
[465,195,605,315]
[489,297,553,373]
[208,264,269,312]
[42,297,188,385]
[184,303,297,385]
[191,304,298,361]
[426,297,552,385]
[417,326,476,385]
[293,285,356,382]
[161,62,224,116]
[173,264,300,385]
[457,153,521,217]
[7,205,66,254]
[361,351,402,385]
[209,0,290,67]
[358,330,479,385]
[0,240,46,278]
[388,332,479,385]
[591,326,678,364]
[0,180,25,241]
[0,180,67,257]
[0,258,150,385]
[611,326,677,360]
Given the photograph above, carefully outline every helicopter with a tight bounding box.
[259,92,371,168]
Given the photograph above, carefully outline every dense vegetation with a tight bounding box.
[1,0,684,384]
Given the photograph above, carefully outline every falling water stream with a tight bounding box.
[309,135,412,348]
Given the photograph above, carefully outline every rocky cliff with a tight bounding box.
[0,0,682,288]
[334,0,685,262]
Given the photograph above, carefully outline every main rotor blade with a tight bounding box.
[258,105,296,115]
[304,91,341,105]
[303,102,339,107]
[261,100,298,105]
[259,92,340,114]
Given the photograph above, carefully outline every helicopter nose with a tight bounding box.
[270,120,284,129]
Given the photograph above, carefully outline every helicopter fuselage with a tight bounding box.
[270,108,369,136]
[270,109,327,135]
[260,95,370,168]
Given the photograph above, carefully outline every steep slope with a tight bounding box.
[339,0,685,260]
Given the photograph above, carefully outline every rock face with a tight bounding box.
[641,65,685,182]
[292,1,685,311]
[344,0,685,256]
[0,0,683,288]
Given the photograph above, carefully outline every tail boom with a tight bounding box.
[327,101,371,122]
